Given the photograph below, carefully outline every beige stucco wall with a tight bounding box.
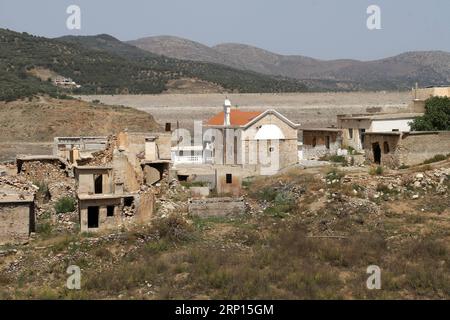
[338,119,372,151]
[79,198,122,233]
[215,166,243,196]
[76,168,113,194]
[302,130,341,159]
[112,151,142,193]
[79,193,154,233]
[413,87,450,100]
[241,113,298,171]
[398,132,450,166]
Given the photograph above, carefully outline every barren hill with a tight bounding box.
[130,36,450,90]
[0,96,160,142]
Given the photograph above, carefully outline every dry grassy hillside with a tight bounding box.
[0,96,160,143]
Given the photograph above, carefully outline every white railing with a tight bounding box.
[173,155,204,164]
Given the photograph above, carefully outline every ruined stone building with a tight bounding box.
[74,130,173,233]
[363,131,450,168]
[337,113,421,152]
[299,128,343,160]
[75,162,154,233]
[0,177,36,245]
[53,136,108,164]
[337,86,449,154]
[116,130,172,186]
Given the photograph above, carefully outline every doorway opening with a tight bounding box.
[87,206,99,229]
[94,174,103,194]
[372,143,381,164]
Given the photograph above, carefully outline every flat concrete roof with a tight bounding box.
[74,166,113,170]
[364,132,402,136]
[339,113,423,121]
[16,155,63,161]
[0,194,34,203]
[301,127,342,132]
[365,131,447,136]
[141,160,171,164]
[77,193,134,201]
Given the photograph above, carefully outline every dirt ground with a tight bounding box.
[0,143,53,162]
[77,91,411,130]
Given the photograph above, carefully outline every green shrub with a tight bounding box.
[369,166,384,176]
[153,214,194,242]
[320,155,347,164]
[410,97,450,131]
[326,168,345,183]
[423,154,447,165]
[253,187,278,202]
[36,221,53,238]
[181,181,207,188]
[54,197,76,214]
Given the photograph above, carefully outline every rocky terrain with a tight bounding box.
[0,157,449,299]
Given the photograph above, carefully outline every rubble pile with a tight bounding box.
[0,175,37,196]
[17,160,77,231]
[340,167,450,201]
[83,135,117,166]
[154,177,189,217]
[19,160,68,184]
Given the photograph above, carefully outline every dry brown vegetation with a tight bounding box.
[1,163,449,300]
[0,96,160,143]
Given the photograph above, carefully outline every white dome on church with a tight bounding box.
[255,124,285,140]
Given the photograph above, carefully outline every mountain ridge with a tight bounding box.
[130,35,450,89]
[0,29,309,101]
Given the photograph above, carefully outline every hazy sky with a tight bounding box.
[1,0,449,60]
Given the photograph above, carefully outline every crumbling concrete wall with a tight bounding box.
[0,202,34,244]
[135,192,154,223]
[75,168,113,194]
[364,132,450,168]
[189,187,210,199]
[398,132,450,166]
[143,165,161,185]
[79,197,122,232]
[302,130,342,160]
[112,150,142,193]
[188,197,246,217]
[79,192,154,232]
[364,134,401,168]
[53,136,107,160]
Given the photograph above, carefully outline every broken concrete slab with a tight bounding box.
[188,197,246,217]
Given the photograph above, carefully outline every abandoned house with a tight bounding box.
[117,130,172,186]
[337,113,422,152]
[363,131,450,168]
[75,165,154,233]
[0,193,35,245]
[299,128,343,160]
[53,136,108,164]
